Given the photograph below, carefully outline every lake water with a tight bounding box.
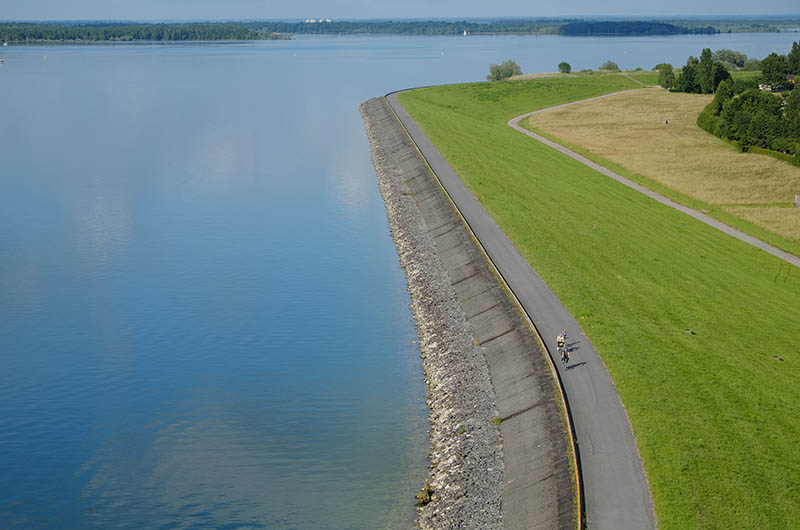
[1,32,798,529]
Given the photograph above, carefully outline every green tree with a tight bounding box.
[599,60,620,71]
[788,41,800,75]
[558,61,572,73]
[711,78,735,114]
[698,48,715,93]
[713,49,747,69]
[711,63,732,92]
[785,89,800,122]
[487,60,521,81]
[746,110,781,148]
[721,88,783,140]
[674,56,700,93]
[760,52,790,89]
[658,64,675,90]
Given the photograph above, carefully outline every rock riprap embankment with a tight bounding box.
[361,96,574,530]
[360,98,503,529]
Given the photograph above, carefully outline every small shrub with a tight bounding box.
[558,61,572,73]
[492,417,503,425]
[415,480,434,507]
[599,60,620,71]
[487,60,521,81]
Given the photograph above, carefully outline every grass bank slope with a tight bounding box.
[398,77,800,530]
[526,89,800,252]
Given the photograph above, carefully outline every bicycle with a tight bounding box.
[560,347,570,367]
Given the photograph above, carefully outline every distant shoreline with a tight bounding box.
[2,17,800,44]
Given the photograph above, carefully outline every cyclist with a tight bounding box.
[561,346,570,366]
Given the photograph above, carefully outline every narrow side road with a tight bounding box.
[509,93,800,269]
[387,92,657,530]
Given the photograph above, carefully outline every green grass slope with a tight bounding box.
[398,76,799,530]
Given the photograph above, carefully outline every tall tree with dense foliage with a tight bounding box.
[558,61,572,73]
[788,41,800,75]
[674,56,700,93]
[698,48,716,93]
[658,64,675,90]
[760,52,790,89]
[487,60,521,81]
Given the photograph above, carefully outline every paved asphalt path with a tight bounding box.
[509,92,800,269]
[386,92,657,530]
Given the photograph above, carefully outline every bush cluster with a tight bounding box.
[694,42,800,161]
[698,82,800,159]
[487,60,522,81]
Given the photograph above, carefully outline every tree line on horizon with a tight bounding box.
[559,21,717,36]
[0,19,720,42]
[0,22,288,43]
[4,18,800,42]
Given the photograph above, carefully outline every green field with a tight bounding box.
[624,70,661,85]
[397,76,799,530]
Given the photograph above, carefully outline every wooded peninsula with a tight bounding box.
[1,17,800,43]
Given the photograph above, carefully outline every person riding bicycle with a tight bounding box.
[556,332,565,350]
[560,345,569,365]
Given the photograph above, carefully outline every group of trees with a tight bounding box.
[660,43,800,93]
[661,48,732,94]
[0,19,575,41]
[0,18,735,42]
[712,49,761,71]
[559,21,717,36]
[759,42,800,90]
[0,23,286,42]
[695,42,800,160]
[698,80,800,157]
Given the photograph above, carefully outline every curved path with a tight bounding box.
[386,92,657,530]
[508,92,800,269]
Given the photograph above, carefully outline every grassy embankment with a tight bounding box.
[397,75,799,530]
[525,89,800,254]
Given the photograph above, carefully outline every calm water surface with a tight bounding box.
[1,32,797,529]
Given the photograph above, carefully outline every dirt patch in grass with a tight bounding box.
[526,89,800,243]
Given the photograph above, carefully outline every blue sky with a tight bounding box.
[3,0,799,21]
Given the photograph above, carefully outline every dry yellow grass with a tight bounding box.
[527,89,800,243]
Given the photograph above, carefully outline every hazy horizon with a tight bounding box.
[4,14,800,23]
[2,0,799,23]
